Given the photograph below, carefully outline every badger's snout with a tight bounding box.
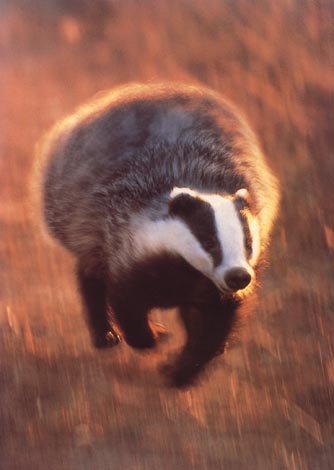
[224,267,252,291]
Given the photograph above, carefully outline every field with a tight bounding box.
[1,0,334,468]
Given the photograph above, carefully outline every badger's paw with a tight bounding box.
[160,361,200,389]
[94,329,122,349]
[151,322,169,343]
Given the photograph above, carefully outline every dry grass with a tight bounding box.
[1,1,334,469]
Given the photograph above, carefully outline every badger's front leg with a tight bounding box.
[107,290,156,349]
[76,267,121,348]
[164,296,240,387]
[114,309,157,349]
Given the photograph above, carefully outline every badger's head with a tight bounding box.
[133,187,260,294]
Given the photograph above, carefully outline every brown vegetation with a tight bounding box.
[1,1,334,468]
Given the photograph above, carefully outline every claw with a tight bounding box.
[94,329,121,349]
[151,322,168,342]
[105,329,122,346]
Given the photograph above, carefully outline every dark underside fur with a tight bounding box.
[78,253,241,387]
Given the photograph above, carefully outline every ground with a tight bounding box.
[1,1,334,468]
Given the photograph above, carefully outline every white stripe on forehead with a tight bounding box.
[249,216,260,265]
[202,194,248,269]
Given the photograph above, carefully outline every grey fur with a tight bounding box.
[41,83,280,278]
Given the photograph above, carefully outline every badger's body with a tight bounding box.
[41,83,280,386]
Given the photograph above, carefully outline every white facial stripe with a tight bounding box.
[133,217,213,275]
[199,194,254,290]
[249,216,260,265]
[200,195,247,268]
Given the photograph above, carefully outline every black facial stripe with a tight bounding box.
[169,194,222,267]
[234,199,252,259]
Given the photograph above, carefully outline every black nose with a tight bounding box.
[224,267,252,291]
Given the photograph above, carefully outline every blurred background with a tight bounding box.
[1,0,334,468]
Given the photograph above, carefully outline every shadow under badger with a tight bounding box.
[41,83,280,387]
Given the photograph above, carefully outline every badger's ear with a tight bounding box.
[234,188,251,211]
[169,189,198,217]
[234,188,249,201]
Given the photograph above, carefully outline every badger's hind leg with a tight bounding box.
[76,266,121,348]
[163,297,240,387]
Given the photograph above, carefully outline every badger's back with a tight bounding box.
[41,83,279,272]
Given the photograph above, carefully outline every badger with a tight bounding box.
[40,83,280,387]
